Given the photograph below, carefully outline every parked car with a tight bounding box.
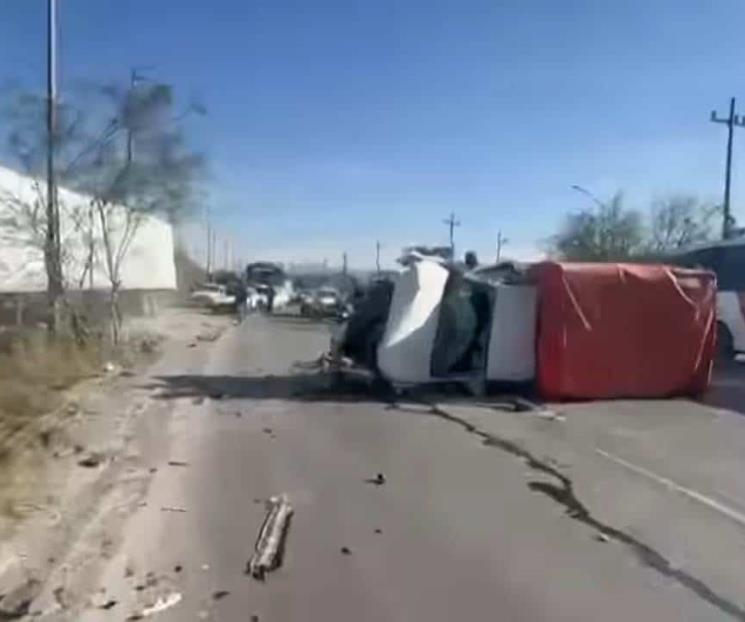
[673,237,745,360]
[189,283,236,311]
[300,287,344,318]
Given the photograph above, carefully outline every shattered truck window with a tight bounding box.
[431,272,493,376]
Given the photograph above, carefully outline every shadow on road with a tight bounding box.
[147,372,392,404]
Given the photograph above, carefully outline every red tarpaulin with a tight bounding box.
[529,262,717,400]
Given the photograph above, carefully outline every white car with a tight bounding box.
[675,238,745,359]
[189,283,236,310]
[301,287,343,317]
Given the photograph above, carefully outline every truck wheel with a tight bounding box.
[717,322,735,362]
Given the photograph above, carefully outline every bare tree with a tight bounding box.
[0,91,94,327]
[648,196,720,253]
[552,192,644,261]
[0,81,203,341]
[75,82,204,342]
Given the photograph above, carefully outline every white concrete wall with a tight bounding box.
[0,166,176,293]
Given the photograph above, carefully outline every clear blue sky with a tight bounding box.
[1,0,744,268]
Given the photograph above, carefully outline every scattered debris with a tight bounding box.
[173,564,183,573]
[188,342,197,348]
[125,566,135,578]
[507,396,564,420]
[0,578,41,619]
[340,546,352,555]
[52,586,67,609]
[103,361,119,374]
[161,506,187,513]
[38,429,53,448]
[126,614,144,621]
[262,428,273,435]
[167,460,189,467]
[212,590,230,601]
[365,473,386,486]
[247,494,294,580]
[374,528,382,534]
[201,564,210,571]
[78,452,104,468]
[149,467,158,474]
[595,532,610,543]
[250,615,260,622]
[99,599,118,610]
[235,411,242,418]
[134,585,145,592]
[120,369,136,378]
[139,336,160,354]
[140,592,182,617]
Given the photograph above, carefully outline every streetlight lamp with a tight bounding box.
[570,185,608,210]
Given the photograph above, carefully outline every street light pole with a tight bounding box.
[45,0,63,329]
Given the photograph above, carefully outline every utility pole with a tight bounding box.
[45,0,63,330]
[496,230,509,262]
[211,229,217,274]
[342,252,348,276]
[375,241,381,275]
[711,97,745,239]
[442,212,460,260]
[205,208,212,277]
[126,66,152,163]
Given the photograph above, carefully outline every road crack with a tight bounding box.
[412,400,745,621]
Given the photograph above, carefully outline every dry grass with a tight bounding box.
[0,332,105,430]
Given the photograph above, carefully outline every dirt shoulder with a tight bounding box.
[0,307,232,618]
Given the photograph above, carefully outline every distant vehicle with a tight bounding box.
[245,285,263,311]
[673,237,745,360]
[300,287,344,318]
[245,262,294,311]
[189,283,236,311]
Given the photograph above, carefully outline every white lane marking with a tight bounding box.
[595,448,745,528]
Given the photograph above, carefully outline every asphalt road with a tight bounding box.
[75,314,736,621]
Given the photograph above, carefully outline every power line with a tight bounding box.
[710,97,745,239]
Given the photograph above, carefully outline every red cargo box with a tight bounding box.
[529,262,716,400]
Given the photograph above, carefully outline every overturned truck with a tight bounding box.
[334,259,717,400]
[335,260,536,387]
